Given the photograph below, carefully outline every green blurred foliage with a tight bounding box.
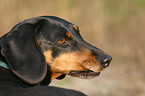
[0,0,145,96]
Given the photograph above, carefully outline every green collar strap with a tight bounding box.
[0,61,11,70]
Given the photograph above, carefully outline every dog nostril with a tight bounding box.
[98,55,112,68]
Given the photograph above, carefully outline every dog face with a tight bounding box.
[1,16,112,84]
[37,16,112,81]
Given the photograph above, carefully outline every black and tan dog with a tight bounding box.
[0,16,112,96]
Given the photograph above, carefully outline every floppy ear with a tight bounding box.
[1,19,47,84]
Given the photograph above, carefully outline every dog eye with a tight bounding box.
[58,38,66,44]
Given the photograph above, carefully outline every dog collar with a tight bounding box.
[0,61,11,70]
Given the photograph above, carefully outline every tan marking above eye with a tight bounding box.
[74,25,79,32]
[66,32,73,39]
[58,38,66,44]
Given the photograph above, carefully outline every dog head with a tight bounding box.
[1,16,112,84]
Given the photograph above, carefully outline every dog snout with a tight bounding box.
[98,55,112,68]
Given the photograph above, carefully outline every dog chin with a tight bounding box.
[69,70,100,79]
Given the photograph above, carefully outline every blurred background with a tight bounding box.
[0,0,145,96]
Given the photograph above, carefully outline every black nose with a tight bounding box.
[98,55,112,68]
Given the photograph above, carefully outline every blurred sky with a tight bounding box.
[0,0,145,96]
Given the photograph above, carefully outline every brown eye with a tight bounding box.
[58,39,66,44]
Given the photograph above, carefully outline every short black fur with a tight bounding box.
[0,16,87,96]
[0,16,112,96]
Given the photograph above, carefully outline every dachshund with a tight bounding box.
[0,16,112,96]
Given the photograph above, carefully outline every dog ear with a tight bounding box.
[1,18,47,84]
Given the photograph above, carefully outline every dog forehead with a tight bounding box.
[44,16,73,24]
[37,16,82,41]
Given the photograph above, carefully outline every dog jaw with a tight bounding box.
[43,49,104,80]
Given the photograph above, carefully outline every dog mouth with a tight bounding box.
[69,70,100,79]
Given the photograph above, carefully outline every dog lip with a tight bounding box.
[69,70,100,79]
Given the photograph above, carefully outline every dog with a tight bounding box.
[0,16,112,96]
